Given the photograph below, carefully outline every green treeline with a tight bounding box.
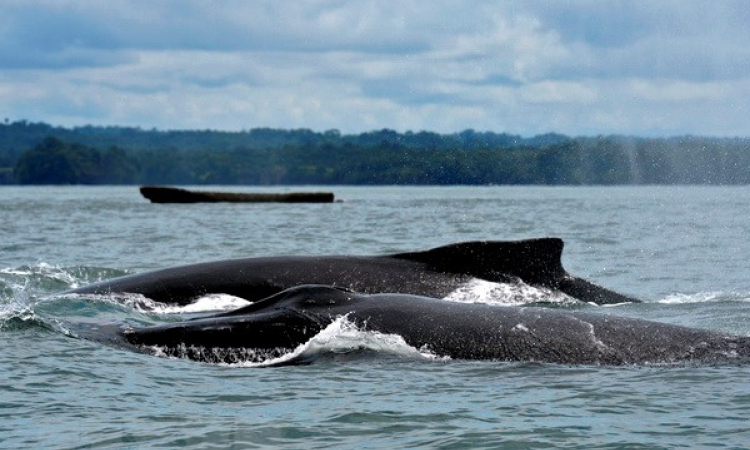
[1,121,749,185]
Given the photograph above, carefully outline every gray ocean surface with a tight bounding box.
[1,185,749,449]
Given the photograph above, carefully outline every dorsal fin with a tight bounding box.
[209,285,354,318]
[391,238,568,286]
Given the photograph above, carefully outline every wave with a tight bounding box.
[1,263,80,287]
[0,299,60,333]
[54,292,252,316]
[1,263,130,295]
[0,268,43,331]
[0,305,37,330]
[657,291,750,304]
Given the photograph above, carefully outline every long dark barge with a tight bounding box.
[140,186,335,203]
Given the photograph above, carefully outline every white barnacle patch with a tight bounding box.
[718,338,739,359]
[579,319,610,352]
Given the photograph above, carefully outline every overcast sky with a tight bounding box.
[2,1,749,136]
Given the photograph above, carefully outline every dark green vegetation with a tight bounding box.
[2,120,748,185]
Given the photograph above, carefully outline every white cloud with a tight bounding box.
[1,0,749,136]
[628,79,729,103]
[520,81,598,104]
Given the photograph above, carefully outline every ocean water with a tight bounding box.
[1,185,749,449]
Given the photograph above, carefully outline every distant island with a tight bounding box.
[1,120,748,185]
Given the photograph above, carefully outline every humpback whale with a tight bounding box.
[80,285,748,366]
[67,238,638,306]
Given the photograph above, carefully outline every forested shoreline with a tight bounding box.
[1,121,748,185]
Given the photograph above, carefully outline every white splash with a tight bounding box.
[443,278,574,306]
[62,292,251,315]
[156,294,252,314]
[1,262,80,287]
[0,272,36,326]
[658,291,749,304]
[0,301,36,325]
[1,262,61,276]
[231,315,447,367]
